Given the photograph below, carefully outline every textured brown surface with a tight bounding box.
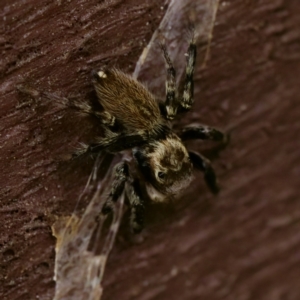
[1,0,300,300]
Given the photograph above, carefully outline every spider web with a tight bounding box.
[52,153,124,300]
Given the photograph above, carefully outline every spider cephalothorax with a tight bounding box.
[134,132,193,195]
[77,31,227,233]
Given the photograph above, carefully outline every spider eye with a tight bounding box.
[158,172,166,179]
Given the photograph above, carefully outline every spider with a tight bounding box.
[76,32,228,233]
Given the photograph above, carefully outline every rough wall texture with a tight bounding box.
[1,0,300,300]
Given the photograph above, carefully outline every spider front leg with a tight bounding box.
[189,151,220,194]
[180,125,228,143]
[126,179,145,233]
[102,162,145,233]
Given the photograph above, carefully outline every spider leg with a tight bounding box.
[180,125,228,143]
[189,151,219,194]
[102,162,145,233]
[70,99,117,128]
[126,179,145,233]
[102,162,129,214]
[29,84,117,128]
[90,133,147,153]
[160,42,178,120]
[73,132,147,157]
[180,33,197,111]
[95,111,116,127]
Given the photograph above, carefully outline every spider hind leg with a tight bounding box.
[160,30,197,120]
[160,41,178,120]
[181,34,197,111]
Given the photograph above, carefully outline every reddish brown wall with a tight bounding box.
[1,0,300,299]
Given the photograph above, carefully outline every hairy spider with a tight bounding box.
[76,33,227,233]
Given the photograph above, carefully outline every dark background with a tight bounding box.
[1,0,300,299]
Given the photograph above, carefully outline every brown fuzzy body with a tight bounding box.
[83,33,226,232]
[92,69,193,199]
[93,69,162,132]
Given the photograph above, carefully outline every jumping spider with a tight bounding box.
[77,33,227,233]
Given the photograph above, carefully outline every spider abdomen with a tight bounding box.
[93,69,162,132]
